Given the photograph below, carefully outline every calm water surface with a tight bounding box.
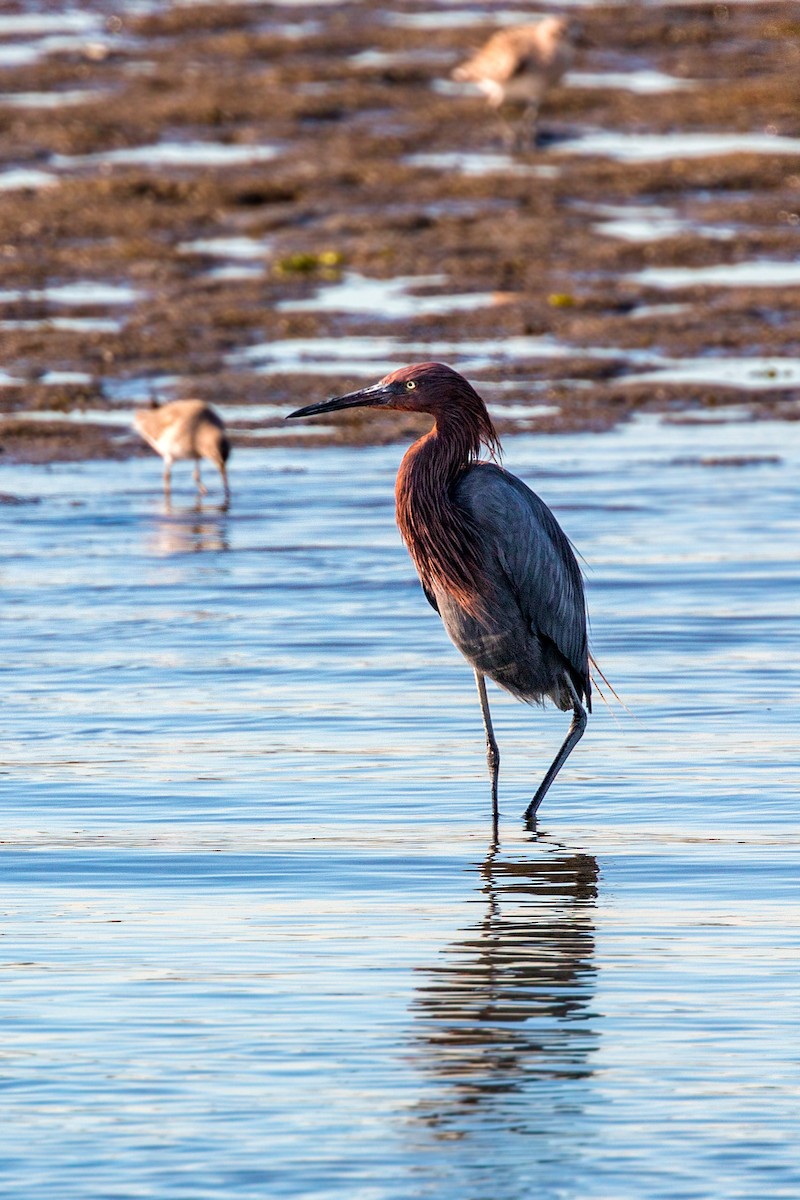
[1,417,799,1198]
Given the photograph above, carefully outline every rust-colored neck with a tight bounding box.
[395,406,499,615]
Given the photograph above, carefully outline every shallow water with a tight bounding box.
[227,327,800,398]
[0,14,99,35]
[0,88,105,108]
[55,141,281,170]
[0,316,124,334]
[2,415,799,1198]
[590,203,734,244]
[227,331,615,377]
[406,150,559,177]
[633,261,800,288]
[351,48,454,70]
[558,129,800,162]
[623,355,800,389]
[0,167,58,191]
[565,69,696,94]
[178,236,273,261]
[0,281,142,307]
[277,272,511,319]
[0,10,117,69]
[385,9,537,30]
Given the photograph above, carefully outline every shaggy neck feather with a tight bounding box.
[395,401,500,616]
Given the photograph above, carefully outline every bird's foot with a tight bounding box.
[523,809,539,835]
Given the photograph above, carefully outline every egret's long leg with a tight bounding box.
[474,670,500,833]
[524,677,587,825]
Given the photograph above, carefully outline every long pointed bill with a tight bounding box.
[286,381,392,420]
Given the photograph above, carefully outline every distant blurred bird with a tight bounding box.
[287,362,591,829]
[134,398,231,505]
[452,17,573,148]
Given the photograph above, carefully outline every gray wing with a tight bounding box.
[452,462,589,691]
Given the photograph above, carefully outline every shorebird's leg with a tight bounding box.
[515,101,540,152]
[163,461,172,500]
[524,677,587,826]
[475,670,500,830]
[498,111,517,150]
[220,464,230,508]
[193,460,208,496]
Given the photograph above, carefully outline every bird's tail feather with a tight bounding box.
[589,652,633,716]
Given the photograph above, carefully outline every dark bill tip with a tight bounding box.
[285,382,390,421]
[285,397,346,420]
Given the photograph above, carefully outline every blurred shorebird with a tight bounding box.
[452,17,573,149]
[134,398,231,505]
[288,362,591,831]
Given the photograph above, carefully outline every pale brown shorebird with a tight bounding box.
[134,398,231,505]
[452,17,573,149]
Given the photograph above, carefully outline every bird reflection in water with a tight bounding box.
[410,842,598,1136]
[150,504,231,555]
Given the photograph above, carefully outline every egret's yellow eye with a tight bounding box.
[406,380,417,390]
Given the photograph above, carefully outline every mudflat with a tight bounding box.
[0,0,798,462]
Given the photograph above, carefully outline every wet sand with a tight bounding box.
[0,0,799,462]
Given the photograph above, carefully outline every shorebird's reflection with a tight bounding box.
[151,506,230,555]
[411,841,598,1132]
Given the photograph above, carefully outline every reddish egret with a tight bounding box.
[287,363,591,827]
[452,17,573,148]
[134,399,231,505]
